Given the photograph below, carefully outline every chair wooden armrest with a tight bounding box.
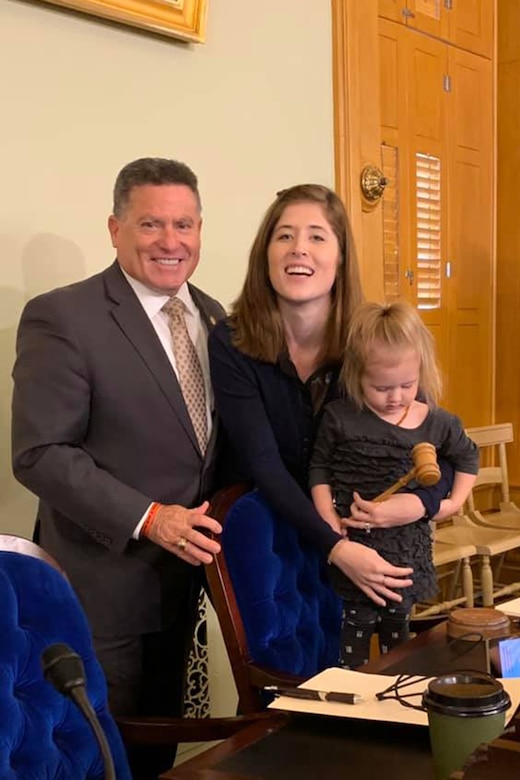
[248,665,305,690]
[116,712,273,745]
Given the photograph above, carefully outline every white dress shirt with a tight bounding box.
[120,268,213,536]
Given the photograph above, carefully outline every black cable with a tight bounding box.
[41,643,116,780]
[374,631,488,712]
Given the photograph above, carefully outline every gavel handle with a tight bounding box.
[372,468,416,503]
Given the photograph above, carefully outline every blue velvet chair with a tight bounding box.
[0,535,272,779]
[208,486,342,713]
[0,542,131,780]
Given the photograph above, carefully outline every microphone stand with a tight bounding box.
[41,643,116,780]
[68,684,116,780]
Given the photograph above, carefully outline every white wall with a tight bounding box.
[1,0,334,536]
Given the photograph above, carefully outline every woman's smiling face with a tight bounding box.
[267,202,341,307]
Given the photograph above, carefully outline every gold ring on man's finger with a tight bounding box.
[177,536,188,551]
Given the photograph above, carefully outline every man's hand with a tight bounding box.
[145,501,222,565]
[328,539,413,607]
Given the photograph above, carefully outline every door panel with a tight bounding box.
[449,0,493,58]
[379,0,402,23]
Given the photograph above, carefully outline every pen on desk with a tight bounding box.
[264,686,363,705]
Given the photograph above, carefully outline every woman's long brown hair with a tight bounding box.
[230,184,364,363]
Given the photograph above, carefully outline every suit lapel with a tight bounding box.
[189,285,220,332]
[103,263,199,452]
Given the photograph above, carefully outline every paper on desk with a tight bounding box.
[267,667,520,727]
[496,597,520,618]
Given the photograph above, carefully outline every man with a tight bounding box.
[11,157,225,779]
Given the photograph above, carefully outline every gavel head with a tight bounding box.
[411,442,441,486]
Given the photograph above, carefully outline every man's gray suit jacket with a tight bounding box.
[12,261,226,637]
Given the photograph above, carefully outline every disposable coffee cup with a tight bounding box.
[422,671,511,780]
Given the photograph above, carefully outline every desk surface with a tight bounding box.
[163,623,519,780]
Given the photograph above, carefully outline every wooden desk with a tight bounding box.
[162,623,520,780]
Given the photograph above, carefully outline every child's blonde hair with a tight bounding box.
[341,300,442,408]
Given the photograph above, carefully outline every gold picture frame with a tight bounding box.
[35,0,208,42]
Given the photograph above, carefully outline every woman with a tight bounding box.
[209,184,452,606]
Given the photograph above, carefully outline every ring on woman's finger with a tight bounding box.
[364,522,371,533]
[177,536,188,551]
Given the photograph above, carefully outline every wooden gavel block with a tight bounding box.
[373,442,441,503]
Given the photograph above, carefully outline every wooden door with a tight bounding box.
[403,30,450,379]
[446,47,493,422]
[379,23,451,384]
[334,1,495,425]
[496,0,520,481]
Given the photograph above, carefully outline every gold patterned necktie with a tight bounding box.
[163,297,208,454]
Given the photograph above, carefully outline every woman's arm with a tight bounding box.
[343,458,454,531]
[432,471,477,521]
[404,457,455,518]
[209,323,414,605]
[209,322,341,557]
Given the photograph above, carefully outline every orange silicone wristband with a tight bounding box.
[140,502,161,538]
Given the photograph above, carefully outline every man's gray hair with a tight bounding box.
[113,157,201,216]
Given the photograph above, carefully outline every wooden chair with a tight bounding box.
[433,423,520,606]
[412,538,478,621]
[0,534,269,768]
[207,484,342,714]
[465,423,520,531]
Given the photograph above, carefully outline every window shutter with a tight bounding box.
[416,152,442,310]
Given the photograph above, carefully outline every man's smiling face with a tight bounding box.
[108,183,202,295]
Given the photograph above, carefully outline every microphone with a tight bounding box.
[41,643,116,780]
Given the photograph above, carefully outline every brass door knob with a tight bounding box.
[360,165,388,202]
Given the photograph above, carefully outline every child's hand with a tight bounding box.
[343,491,427,531]
[339,516,351,536]
[432,498,462,521]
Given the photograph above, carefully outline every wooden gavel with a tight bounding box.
[373,442,441,503]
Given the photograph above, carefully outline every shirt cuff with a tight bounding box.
[133,503,154,539]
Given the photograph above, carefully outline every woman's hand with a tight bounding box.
[328,539,413,607]
[342,491,426,532]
